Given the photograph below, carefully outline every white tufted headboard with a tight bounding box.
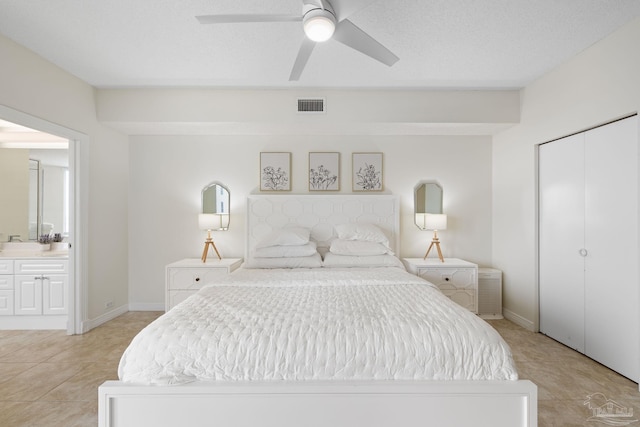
[246,195,400,261]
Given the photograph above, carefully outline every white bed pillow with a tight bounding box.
[244,252,323,269]
[253,241,318,258]
[334,223,390,247]
[322,253,405,269]
[329,239,393,256]
[255,226,310,249]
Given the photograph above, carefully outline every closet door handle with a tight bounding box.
[578,248,588,257]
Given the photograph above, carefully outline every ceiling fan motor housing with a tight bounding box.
[303,8,337,42]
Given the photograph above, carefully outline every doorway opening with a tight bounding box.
[0,106,87,335]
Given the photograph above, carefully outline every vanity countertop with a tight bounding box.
[0,251,69,259]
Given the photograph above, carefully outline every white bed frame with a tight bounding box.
[244,194,401,260]
[99,195,537,427]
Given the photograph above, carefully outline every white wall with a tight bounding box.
[97,88,520,135]
[0,148,29,241]
[492,17,640,330]
[128,135,492,308]
[0,34,130,325]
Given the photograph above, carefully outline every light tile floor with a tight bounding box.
[0,312,160,427]
[488,318,640,426]
[0,312,637,426]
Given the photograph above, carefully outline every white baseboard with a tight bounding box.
[128,302,165,311]
[81,303,164,333]
[82,303,129,333]
[479,314,504,320]
[0,315,67,330]
[502,308,535,332]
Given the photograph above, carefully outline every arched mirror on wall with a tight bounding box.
[199,182,230,262]
[201,182,230,230]
[414,181,443,227]
[414,181,446,261]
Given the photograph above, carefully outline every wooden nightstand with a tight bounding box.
[403,258,478,313]
[165,258,242,311]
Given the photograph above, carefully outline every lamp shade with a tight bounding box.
[424,213,447,231]
[198,213,230,231]
[198,213,218,230]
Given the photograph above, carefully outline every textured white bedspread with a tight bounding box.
[118,267,518,385]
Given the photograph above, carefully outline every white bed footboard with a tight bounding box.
[99,380,537,427]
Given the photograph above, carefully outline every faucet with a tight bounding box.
[8,235,22,242]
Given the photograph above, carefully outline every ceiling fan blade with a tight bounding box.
[289,38,316,81]
[330,0,377,21]
[196,14,302,24]
[333,19,399,66]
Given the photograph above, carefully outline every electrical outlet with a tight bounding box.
[105,301,114,309]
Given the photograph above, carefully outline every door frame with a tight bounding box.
[0,105,87,334]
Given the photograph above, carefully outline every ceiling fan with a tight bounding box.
[196,0,399,81]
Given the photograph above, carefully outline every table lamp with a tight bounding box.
[198,213,229,262]
[416,213,447,262]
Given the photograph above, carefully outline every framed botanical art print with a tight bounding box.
[260,152,291,191]
[352,152,383,191]
[309,152,340,191]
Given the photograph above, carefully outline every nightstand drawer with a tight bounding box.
[167,268,230,290]
[165,258,243,311]
[404,258,478,314]
[440,289,476,311]
[416,268,476,290]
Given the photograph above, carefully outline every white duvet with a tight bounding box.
[118,267,518,385]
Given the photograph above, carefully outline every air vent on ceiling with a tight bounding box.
[297,98,325,113]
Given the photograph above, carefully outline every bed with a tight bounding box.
[99,195,537,427]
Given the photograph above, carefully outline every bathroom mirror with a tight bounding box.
[28,159,41,240]
[414,181,443,227]
[202,182,230,228]
[0,147,69,242]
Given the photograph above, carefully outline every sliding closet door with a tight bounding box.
[539,133,586,352]
[584,116,638,380]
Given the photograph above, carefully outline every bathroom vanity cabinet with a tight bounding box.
[0,257,68,329]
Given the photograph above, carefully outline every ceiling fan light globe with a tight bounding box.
[303,14,335,42]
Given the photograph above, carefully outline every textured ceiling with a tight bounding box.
[1,0,640,89]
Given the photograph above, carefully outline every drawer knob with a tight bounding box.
[195,277,200,282]
[445,277,450,281]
